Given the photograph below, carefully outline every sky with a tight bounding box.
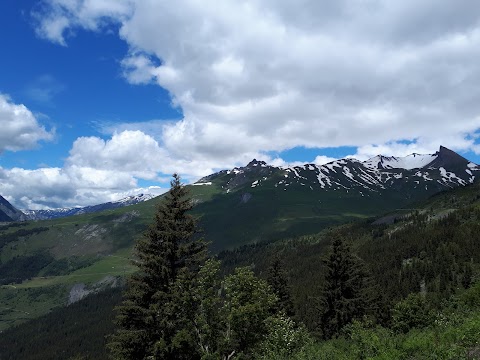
[1,0,480,210]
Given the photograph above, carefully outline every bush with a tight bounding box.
[392,294,435,333]
[254,313,312,359]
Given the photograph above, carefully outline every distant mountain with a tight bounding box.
[23,193,156,220]
[0,195,26,222]
[199,145,478,197]
[192,146,479,250]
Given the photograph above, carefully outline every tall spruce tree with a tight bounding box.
[320,236,373,339]
[267,256,295,317]
[108,174,207,359]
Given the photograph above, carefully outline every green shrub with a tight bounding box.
[392,294,435,333]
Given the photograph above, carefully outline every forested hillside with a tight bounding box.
[4,151,476,334]
[1,180,480,359]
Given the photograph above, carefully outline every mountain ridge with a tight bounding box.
[189,146,479,250]
[198,146,479,196]
[22,193,156,220]
[0,146,478,225]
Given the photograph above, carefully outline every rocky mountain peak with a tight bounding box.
[427,145,470,170]
[246,159,268,168]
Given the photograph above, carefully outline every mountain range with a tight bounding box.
[0,193,156,222]
[21,193,156,220]
[1,145,478,249]
[191,146,479,249]
[200,145,478,196]
[1,146,477,225]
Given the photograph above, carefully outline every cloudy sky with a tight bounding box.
[1,0,480,209]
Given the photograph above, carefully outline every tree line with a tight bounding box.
[107,175,382,359]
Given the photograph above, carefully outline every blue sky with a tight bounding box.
[0,0,180,169]
[1,0,480,209]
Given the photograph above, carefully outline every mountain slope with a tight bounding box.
[193,146,479,250]
[0,195,26,222]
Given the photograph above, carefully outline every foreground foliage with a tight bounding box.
[2,182,480,359]
[298,284,480,359]
[108,174,208,359]
[107,176,302,359]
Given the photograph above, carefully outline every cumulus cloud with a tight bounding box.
[313,155,338,166]
[67,129,262,179]
[19,0,480,209]
[0,130,170,209]
[0,94,55,152]
[32,0,133,45]
[33,0,480,167]
[0,127,304,209]
[67,130,168,178]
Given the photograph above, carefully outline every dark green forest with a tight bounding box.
[0,288,122,360]
[1,180,480,359]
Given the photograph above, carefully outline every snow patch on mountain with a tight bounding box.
[116,194,155,203]
[364,153,437,170]
[325,160,344,172]
[439,167,466,186]
[317,169,332,189]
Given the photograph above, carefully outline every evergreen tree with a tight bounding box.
[267,256,295,317]
[320,237,372,339]
[461,262,473,289]
[108,174,207,359]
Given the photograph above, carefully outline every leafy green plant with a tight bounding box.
[392,294,435,333]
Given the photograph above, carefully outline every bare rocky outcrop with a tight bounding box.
[68,275,122,305]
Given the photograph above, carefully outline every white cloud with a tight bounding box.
[0,131,170,209]
[67,129,263,179]
[67,130,168,178]
[313,156,338,166]
[0,94,55,152]
[0,127,300,209]
[33,1,480,166]
[32,0,133,45]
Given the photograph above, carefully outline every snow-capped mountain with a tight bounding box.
[5,146,479,225]
[23,193,156,220]
[362,153,437,171]
[190,146,480,251]
[198,146,479,199]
